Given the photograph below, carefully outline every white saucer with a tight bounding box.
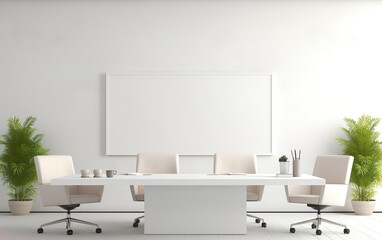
[94,175,103,178]
[81,175,90,178]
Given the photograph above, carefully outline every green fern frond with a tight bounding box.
[337,115,382,201]
[0,116,49,201]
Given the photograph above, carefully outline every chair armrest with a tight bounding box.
[130,185,145,201]
[130,185,138,201]
[256,185,265,201]
[284,185,312,202]
[285,185,312,195]
[319,184,349,206]
[38,185,71,206]
[78,186,104,201]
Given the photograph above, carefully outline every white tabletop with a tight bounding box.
[51,173,325,186]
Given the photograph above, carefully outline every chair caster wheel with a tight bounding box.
[96,228,102,233]
[316,229,322,235]
[255,218,261,223]
[311,223,317,229]
[261,222,267,228]
[37,228,43,234]
[290,228,295,233]
[67,229,73,235]
[133,219,140,227]
[344,228,350,234]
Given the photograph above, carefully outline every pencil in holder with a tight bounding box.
[293,159,301,177]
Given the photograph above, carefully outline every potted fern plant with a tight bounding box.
[0,116,48,215]
[337,115,382,215]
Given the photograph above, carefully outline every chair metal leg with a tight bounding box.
[66,217,71,230]
[321,217,348,228]
[70,217,100,228]
[39,218,68,228]
[290,217,318,228]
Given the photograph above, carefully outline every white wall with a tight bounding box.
[1,0,382,212]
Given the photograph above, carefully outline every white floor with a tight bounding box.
[0,212,381,240]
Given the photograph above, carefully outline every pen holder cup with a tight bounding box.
[293,160,301,177]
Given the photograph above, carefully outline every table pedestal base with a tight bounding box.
[144,185,247,234]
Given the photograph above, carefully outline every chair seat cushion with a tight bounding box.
[247,192,260,201]
[70,195,101,204]
[288,194,320,204]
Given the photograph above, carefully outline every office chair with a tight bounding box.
[285,155,353,235]
[214,153,267,228]
[34,155,104,235]
[130,153,179,227]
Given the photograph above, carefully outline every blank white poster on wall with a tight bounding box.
[106,73,273,156]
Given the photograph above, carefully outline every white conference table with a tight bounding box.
[52,173,325,235]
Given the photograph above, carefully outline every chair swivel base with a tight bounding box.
[37,204,102,235]
[247,213,267,228]
[289,204,350,235]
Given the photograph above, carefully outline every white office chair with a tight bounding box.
[214,153,267,228]
[34,155,104,235]
[130,153,179,227]
[285,155,353,235]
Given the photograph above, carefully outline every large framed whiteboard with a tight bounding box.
[106,73,273,156]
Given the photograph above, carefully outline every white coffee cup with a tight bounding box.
[81,169,90,177]
[93,169,102,177]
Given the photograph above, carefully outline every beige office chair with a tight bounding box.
[130,153,179,227]
[214,153,267,228]
[34,155,104,235]
[285,155,353,235]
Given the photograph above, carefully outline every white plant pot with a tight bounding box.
[8,200,33,215]
[351,200,376,215]
[279,162,290,174]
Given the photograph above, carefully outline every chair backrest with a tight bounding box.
[313,155,354,184]
[214,153,263,201]
[34,155,75,184]
[131,153,179,200]
[136,153,179,173]
[214,153,257,174]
